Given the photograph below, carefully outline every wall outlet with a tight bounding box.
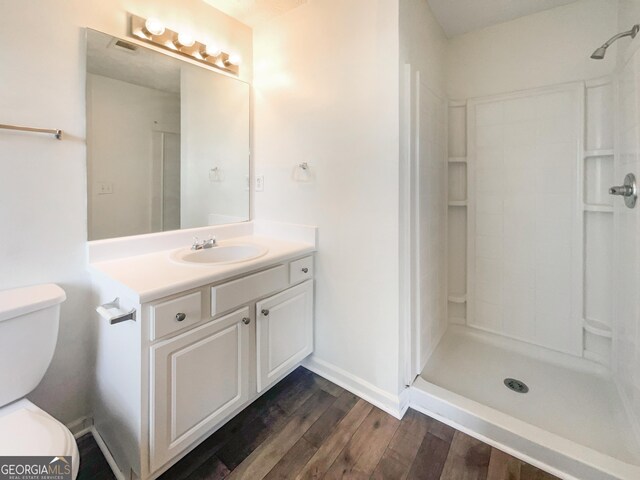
[255,175,264,192]
[97,182,113,195]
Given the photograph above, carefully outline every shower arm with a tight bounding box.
[599,25,640,50]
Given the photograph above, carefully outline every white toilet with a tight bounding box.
[0,283,80,479]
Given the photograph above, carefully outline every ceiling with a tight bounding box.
[202,0,308,26]
[427,0,578,37]
[87,30,181,94]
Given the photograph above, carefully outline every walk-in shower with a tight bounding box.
[408,12,640,480]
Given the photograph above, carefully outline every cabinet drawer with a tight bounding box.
[211,265,288,317]
[289,256,314,285]
[150,291,202,341]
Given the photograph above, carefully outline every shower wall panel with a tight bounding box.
[467,84,584,356]
[417,76,449,369]
[614,44,640,439]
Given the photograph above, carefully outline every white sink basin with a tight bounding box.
[170,243,268,266]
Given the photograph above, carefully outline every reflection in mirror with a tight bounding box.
[86,29,250,241]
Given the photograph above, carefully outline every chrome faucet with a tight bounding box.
[191,235,217,250]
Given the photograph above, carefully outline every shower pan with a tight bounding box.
[409,61,640,479]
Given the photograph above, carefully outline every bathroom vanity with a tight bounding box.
[83,23,320,478]
[89,228,316,480]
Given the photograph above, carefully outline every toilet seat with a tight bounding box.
[0,400,79,479]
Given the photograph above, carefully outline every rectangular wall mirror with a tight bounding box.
[86,29,250,241]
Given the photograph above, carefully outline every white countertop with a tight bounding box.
[89,235,315,303]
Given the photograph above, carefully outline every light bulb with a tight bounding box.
[176,32,195,48]
[203,44,222,58]
[226,54,241,66]
[144,18,165,36]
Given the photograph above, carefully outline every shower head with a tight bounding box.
[591,24,640,59]
[590,46,607,60]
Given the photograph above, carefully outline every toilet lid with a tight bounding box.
[0,407,75,456]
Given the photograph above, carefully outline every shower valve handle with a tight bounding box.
[609,185,633,196]
[609,173,637,209]
[609,185,633,197]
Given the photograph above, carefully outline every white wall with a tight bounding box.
[253,0,402,399]
[87,74,180,240]
[400,0,447,94]
[447,0,619,100]
[399,0,449,379]
[616,0,640,67]
[0,0,251,425]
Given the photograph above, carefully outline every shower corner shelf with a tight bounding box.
[584,204,614,213]
[448,200,468,207]
[583,318,612,338]
[583,349,610,366]
[584,149,614,158]
[448,294,467,304]
[448,157,467,164]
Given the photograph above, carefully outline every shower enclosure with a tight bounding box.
[407,23,640,480]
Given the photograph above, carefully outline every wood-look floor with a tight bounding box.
[78,367,559,480]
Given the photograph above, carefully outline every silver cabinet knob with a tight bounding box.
[261,309,270,316]
[175,313,186,322]
[302,267,309,273]
[242,317,251,325]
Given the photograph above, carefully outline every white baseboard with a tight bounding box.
[397,387,411,417]
[303,355,407,419]
[91,426,126,480]
[66,416,124,479]
[67,416,93,438]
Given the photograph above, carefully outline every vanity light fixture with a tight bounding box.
[129,14,240,75]
[143,17,165,37]
[225,54,242,66]
[174,31,196,49]
[201,44,222,60]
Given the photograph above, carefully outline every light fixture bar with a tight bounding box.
[129,14,240,76]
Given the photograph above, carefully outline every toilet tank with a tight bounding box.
[0,284,66,407]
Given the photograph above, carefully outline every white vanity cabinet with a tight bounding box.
[150,307,251,472]
[92,253,315,480]
[256,281,314,393]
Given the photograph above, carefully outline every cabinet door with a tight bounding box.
[256,280,314,393]
[150,307,251,472]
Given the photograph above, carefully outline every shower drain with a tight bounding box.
[504,378,529,394]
